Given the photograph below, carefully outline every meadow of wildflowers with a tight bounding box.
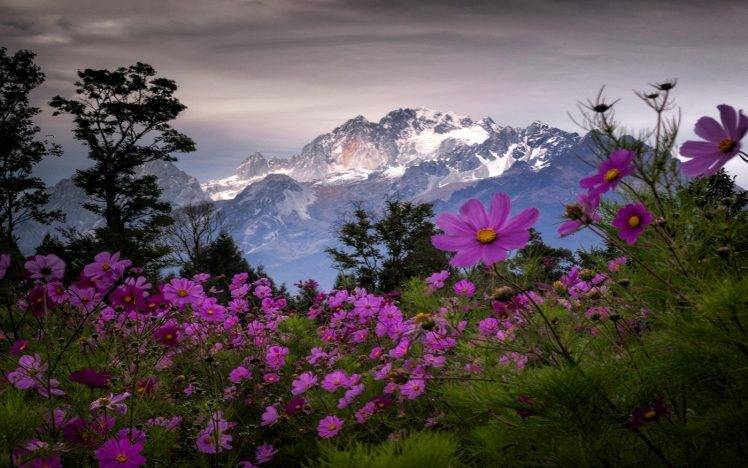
[1,84,747,467]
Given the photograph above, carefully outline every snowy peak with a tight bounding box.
[202,107,580,200]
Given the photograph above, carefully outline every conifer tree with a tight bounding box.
[49,62,195,268]
[0,47,63,253]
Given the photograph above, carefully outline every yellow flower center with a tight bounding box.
[414,312,431,323]
[327,423,337,430]
[164,333,173,341]
[116,453,128,463]
[177,289,188,298]
[628,215,640,228]
[718,138,735,153]
[102,263,112,271]
[124,296,132,303]
[603,168,620,182]
[475,228,498,244]
[412,384,421,391]
[643,409,657,420]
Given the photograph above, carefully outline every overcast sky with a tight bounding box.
[1,0,746,185]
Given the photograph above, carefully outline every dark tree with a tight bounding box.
[510,228,575,283]
[165,201,223,273]
[49,62,195,266]
[0,48,63,253]
[191,231,251,279]
[326,200,448,292]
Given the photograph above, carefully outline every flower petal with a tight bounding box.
[489,193,511,229]
[718,104,738,140]
[480,245,508,265]
[459,199,489,230]
[737,110,748,141]
[680,140,718,158]
[449,245,483,268]
[435,213,473,236]
[495,230,531,250]
[499,208,539,234]
[694,116,726,142]
[431,234,475,251]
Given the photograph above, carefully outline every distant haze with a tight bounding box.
[1,0,746,186]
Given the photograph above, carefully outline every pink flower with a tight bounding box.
[95,437,146,468]
[7,354,63,396]
[91,392,130,414]
[321,370,348,392]
[585,306,611,320]
[400,378,426,399]
[198,297,226,322]
[680,104,747,178]
[579,149,635,196]
[162,278,203,307]
[229,366,252,384]
[453,279,476,297]
[9,339,28,356]
[255,443,278,464]
[265,346,289,370]
[558,192,600,237]
[83,252,131,288]
[24,254,65,282]
[260,405,279,426]
[425,270,449,289]
[607,256,627,272]
[291,372,317,395]
[317,415,344,438]
[432,193,539,267]
[612,203,653,245]
[196,412,235,454]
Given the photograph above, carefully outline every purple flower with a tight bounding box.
[558,192,600,237]
[95,437,146,468]
[83,251,131,289]
[265,345,289,370]
[196,412,235,454]
[453,279,476,297]
[260,405,279,426]
[432,193,539,267]
[612,203,653,245]
[291,372,317,395]
[90,392,130,414]
[425,270,449,289]
[162,278,204,307]
[579,149,635,196]
[255,443,278,464]
[229,366,252,384]
[680,104,747,178]
[24,254,65,282]
[400,378,426,399]
[284,396,307,416]
[317,415,344,438]
[627,396,668,429]
[69,368,112,389]
[321,370,348,392]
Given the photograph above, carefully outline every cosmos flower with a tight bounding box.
[317,415,344,438]
[453,279,476,297]
[432,193,539,267]
[579,149,635,196]
[612,203,653,245]
[558,192,601,237]
[425,270,449,289]
[24,254,65,282]
[196,412,235,454]
[260,406,279,426]
[83,252,131,289]
[229,366,252,384]
[321,370,348,392]
[69,368,112,389]
[95,437,146,467]
[400,378,426,400]
[291,372,317,395]
[255,443,278,464]
[91,392,130,414]
[163,278,204,307]
[680,104,747,178]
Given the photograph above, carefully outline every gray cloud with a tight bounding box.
[1,0,746,185]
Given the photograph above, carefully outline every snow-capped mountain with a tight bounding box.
[202,108,577,200]
[17,160,209,251]
[204,108,599,287]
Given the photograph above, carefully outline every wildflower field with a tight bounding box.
[1,81,747,467]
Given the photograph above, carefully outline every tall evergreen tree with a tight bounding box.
[49,62,195,268]
[0,47,63,253]
[326,200,448,291]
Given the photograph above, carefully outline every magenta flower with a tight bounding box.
[284,396,307,415]
[291,372,317,395]
[260,405,279,426]
[321,370,348,392]
[607,256,627,272]
[69,368,112,389]
[680,104,747,178]
[425,270,449,289]
[196,412,235,454]
[558,192,600,237]
[153,324,180,347]
[90,392,130,414]
[229,366,252,384]
[317,415,344,438]
[265,345,289,370]
[612,203,653,245]
[453,279,476,297]
[163,278,204,307]
[24,254,65,282]
[197,297,226,322]
[255,443,278,464]
[432,193,539,267]
[83,251,131,288]
[9,339,29,356]
[95,437,146,468]
[400,378,426,399]
[579,149,635,195]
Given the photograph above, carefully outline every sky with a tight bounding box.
[1,0,747,186]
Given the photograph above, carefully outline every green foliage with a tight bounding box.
[313,431,461,468]
[326,200,449,292]
[49,62,196,269]
[0,47,63,253]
